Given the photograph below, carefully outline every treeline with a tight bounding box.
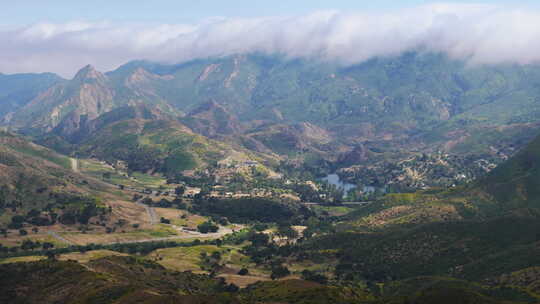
[0,237,228,259]
[191,197,314,224]
[3,194,109,230]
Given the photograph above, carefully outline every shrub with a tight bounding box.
[238,268,249,276]
[197,221,219,234]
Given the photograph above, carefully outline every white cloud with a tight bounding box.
[2,3,540,77]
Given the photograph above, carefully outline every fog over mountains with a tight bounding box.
[3,3,540,76]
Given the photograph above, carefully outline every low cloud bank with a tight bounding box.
[2,3,540,77]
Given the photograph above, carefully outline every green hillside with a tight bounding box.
[0,131,112,228]
[473,134,540,209]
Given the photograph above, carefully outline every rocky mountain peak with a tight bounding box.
[73,64,106,82]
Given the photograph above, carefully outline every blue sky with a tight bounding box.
[2,0,538,24]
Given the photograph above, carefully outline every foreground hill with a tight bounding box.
[1,255,524,304]
[472,133,540,211]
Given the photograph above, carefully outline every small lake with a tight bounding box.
[321,174,357,193]
[321,174,385,194]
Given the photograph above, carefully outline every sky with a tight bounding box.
[2,1,540,77]
[2,1,538,25]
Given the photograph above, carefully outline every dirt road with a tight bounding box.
[70,158,79,173]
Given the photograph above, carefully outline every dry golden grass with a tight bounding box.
[154,207,208,229]
[148,245,220,272]
[218,274,270,288]
[0,231,70,248]
[0,256,45,264]
[146,244,269,287]
[59,250,128,263]
[107,200,152,228]
[58,229,174,245]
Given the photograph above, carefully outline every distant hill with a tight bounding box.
[4,52,540,156]
[4,52,540,188]
[0,72,63,120]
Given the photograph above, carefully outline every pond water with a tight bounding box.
[321,174,385,194]
[321,174,357,193]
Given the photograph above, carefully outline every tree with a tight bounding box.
[21,239,35,250]
[271,265,290,280]
[277,225,299,240]
[42,242,55,250]
[19,229,28,236]
[32,227,39,233]
[197,221,219,234]
[225,283,239,292]
[160,217,171,224]
[253,223,269,231]
[45,251,57,260]
[238,268,249,276]
[8,215,25,229]
[141,197,153,205]
[211,251,222,261]
[301,270,328,284]
[175,186,186,197]
[249,232,269,247]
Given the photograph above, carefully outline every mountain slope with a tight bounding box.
[0,72,63,120]
[473,133,540,209]
[4,53,540,190]
[0,131,113,227]
[50,104,274,177]
[9,65,176,137]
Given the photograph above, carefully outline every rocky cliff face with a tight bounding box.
[11,65,114,135]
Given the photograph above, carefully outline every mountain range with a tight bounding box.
[2,52,540,189]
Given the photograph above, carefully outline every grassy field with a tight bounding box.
[59,250,128,263]
[311,205,356,216]
[1,230,71,248]
[148,245,249,271]
[0,250,130,265]
[80,159,168,190]
[147,244,271,287]
[0,256,46,264]
[58,226,179,245]
[155,207,208,229]
[0,200,215,248]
